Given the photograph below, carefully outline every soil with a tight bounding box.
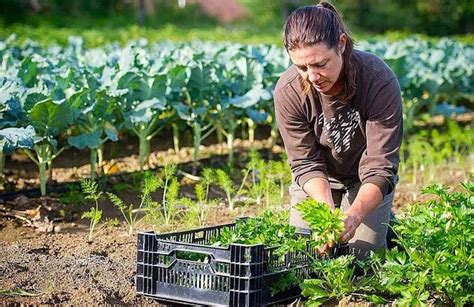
[0,131,472,305]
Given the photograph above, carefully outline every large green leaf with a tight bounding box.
[187,60,216,102]
[167,65,189,94]
[29,98,74,136]
[0,125,36,153]
[126,98,166,124]
[68,130,102,149]
[104,122,118,142]
[246,109,268,124]
[150,74,167,100]
[18,57,39,87]
[118,72,149,102]
[173,102,192,121]
[0,98,24,128]
[229,87,271,109]
[24,87,49,112]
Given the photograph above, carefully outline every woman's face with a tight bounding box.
[288,34,346,96]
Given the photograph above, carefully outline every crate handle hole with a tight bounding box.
[176,250,210,263]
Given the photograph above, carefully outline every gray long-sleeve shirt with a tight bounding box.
[274,49,403,196]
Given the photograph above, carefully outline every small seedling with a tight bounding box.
[145,164,184,230]
[81,179,103,242]
[215,168,248,210]
[107,173,161,235]
[183,168,217,227]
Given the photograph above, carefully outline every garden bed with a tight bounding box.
[1,137,472,305]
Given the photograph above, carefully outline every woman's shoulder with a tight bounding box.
[352,49,397,84]
[274,65,307,103]
[276,65,302,92]
[273,65,311,112]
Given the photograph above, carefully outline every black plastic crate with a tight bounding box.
[136,222,348,306]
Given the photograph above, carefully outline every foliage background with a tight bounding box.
[0,0,472,46]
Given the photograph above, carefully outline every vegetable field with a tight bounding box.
[0,34,473,306]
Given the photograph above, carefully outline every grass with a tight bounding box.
[1,23,473,48]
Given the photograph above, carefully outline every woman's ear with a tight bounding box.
[339,33,347,54]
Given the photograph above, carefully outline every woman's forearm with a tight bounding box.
[347,183,383,220]
[302,177,335,209]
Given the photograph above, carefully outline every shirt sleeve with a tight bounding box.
[274,81,328,188]
[359,77,403,196]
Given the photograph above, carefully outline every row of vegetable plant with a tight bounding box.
[0,35,472,194]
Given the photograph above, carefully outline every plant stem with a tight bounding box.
[172,122,180,153]
[236,169,250,198]
[226,123,237,167]
[39,160,47,196]
[128,210,133,235]
[240,121,248,139]
[88,219,94,242]
[36,144,52,196]
[227,190,233,211]
[247,118,255,143]
[280,180,285,200]
[205,182,210,204]
[90,147,98,181]
[97,143,104,176]
[216,126,224,154]
[270,121,278,148]
[162,177,169,226]
[227,131,234,167]
[193,121,202,167]
[0,151,5,177]
[138,127,150,171]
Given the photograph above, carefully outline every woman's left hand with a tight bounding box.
[340,212,363,243]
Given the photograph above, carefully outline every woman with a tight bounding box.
[274,2,403,259]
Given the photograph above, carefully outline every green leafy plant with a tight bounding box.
[23,98,75,196]
[244,150,290,208]
[107,172,161,235]
[215,168,248,210]
[145,164,184,230]
[80,179,103,242]
[56,183,86,219]
[295,199,346,248]
[210,211,307,257]
[209,211,312,295]
[270,271,301,296]
[300,181,474,306]
[247,150,278,208]
[301,255,357,305]
[269,155,292,202]
[183,168,217,227]
[369,182,474,305]
[246,149,264,205]
[301,255,386,306]
[67,84,120,180]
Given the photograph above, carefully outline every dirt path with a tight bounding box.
[0,221,152,304]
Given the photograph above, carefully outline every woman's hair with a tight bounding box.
[283,1,356,102]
